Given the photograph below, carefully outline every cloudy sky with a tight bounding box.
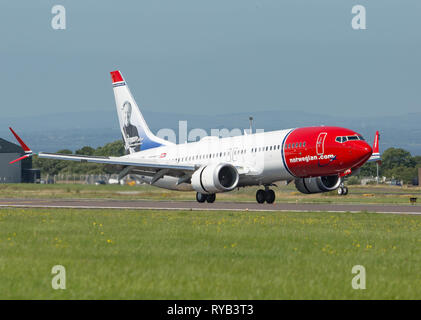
[1,0,420,118]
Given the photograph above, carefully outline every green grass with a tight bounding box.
[0,183,420,204]
[1,207,421,299]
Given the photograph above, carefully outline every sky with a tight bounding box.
[0,0,420,118]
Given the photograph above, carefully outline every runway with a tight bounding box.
[1,198,421,215]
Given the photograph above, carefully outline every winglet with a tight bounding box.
[9,127,31,153]
[368,130,381,163]
[9,154,30,164]
[373,130,379,155]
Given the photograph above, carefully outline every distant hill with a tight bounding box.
[1,110,420,155]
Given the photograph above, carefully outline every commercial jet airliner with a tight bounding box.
[9,71,381,204]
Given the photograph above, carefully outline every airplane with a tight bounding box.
[9,70,381,204]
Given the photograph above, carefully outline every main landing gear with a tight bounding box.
[196,192,216,203]
[256,187,275,204]
[337,183,348,196]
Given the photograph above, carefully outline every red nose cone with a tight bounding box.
[354,142,372,164]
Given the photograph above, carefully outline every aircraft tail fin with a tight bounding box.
[110,70,173,154]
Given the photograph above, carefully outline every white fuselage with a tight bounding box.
[124,129,295,190]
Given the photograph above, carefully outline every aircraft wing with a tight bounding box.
[9,127,258,183]
[37,152,196,178]
[8,127,197,181]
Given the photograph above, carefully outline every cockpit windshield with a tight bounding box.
[335,135,365,143]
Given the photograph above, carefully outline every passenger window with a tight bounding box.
[303,142,306,147]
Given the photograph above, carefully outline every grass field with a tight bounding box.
[1,207,421,299]
[0,183,420,204]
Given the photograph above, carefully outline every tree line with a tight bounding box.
[33,141,125,175]
[359,148,421,184]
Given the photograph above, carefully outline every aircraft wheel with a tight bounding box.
[196,192,208,203]
[265,189,275,204]
[256,189,266,204]
[337,187,344,196]
[206,194,216,203]
[342,187,348,196]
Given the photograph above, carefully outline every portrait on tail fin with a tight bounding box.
[121,101,142,153]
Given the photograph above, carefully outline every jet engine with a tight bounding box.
[191,163,239,194]
[294,175,341,194]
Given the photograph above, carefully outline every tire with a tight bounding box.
[206,194,216,203]
[265,189,275,204]
[337,187,343,196]
[196,192,207,203]
[342,187,348,196]
[256,189,266,204]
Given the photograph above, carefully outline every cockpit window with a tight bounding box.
[347,136,359,141]
[336,135,364,143]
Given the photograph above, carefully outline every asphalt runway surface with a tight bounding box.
[1,198,421,215]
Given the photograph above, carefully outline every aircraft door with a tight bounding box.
[316,132,327,155]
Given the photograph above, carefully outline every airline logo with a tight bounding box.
[289,154,335,164]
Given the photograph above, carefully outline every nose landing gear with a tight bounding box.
[337,183,348,196]
[256,187,276,204]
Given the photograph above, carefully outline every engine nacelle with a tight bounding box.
[191,163,239,194]
[294,175,341,194]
